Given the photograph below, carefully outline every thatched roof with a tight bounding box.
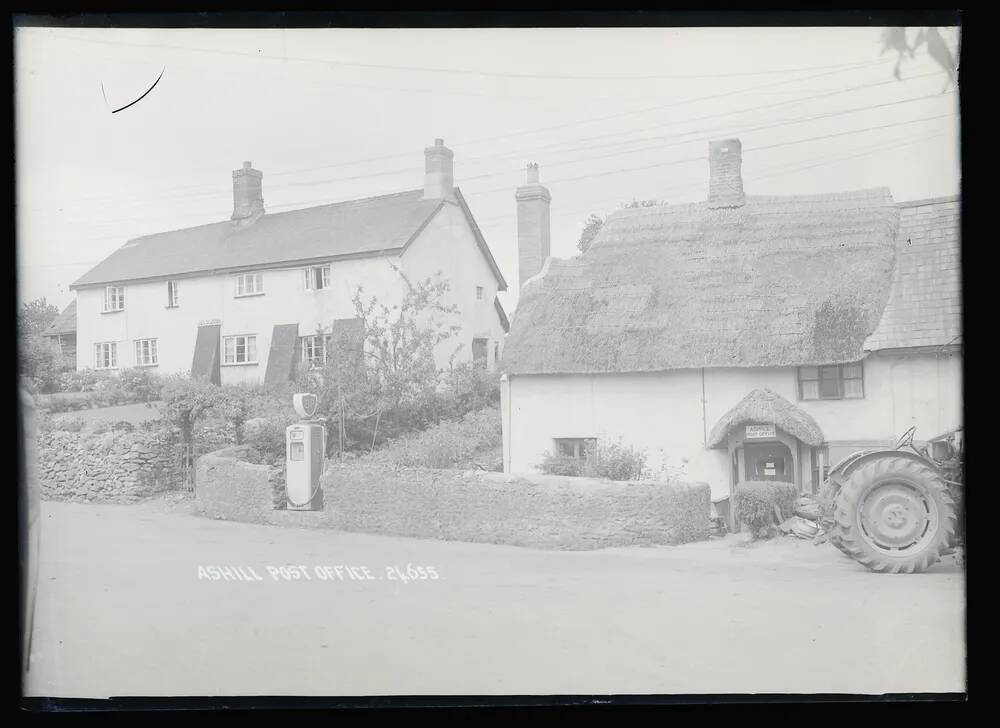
[707,388,824,448]
[503,189,900,375]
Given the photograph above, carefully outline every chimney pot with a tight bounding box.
[525,163,540,184]
[708,138,745,209]
[423,138,455,201]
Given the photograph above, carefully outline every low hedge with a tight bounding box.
[732,480,799,539]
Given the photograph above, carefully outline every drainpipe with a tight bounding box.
[701,368,707,447]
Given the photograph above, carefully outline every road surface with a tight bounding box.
[24,498,965,697]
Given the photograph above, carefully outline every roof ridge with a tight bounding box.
[125,188,427,244]
[897,194,960,208]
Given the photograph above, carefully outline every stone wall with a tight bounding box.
[194,450,711,550]
[321,464,710,549]
[38,429,183,503]
[194,446,283,524]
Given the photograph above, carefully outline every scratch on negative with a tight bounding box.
[105,67,166,114]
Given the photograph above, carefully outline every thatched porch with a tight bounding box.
[708,388,826,532]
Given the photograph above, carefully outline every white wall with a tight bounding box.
[74,202,509,383]
[400,200,508,369]
[504,351,962,499]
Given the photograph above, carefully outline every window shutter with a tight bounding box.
[304,269,313,290]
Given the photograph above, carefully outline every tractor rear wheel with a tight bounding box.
[833,455,956,573]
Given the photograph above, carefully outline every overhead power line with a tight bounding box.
[20,54,899,209]
[41,78,951,225]
[56,33,887,82]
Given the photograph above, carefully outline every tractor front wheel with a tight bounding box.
[833,456,956,573]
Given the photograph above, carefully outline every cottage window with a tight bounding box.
[555,438,596,459]
[234,273,264,297]
[134,338,158,367]
[166,280,179,308]
[798,362,864,400]
[94,342,118,369]
[304,265,331,291]
[476,286,484,301]
[494,342,500,364]
[103,286,125,312]
[301,335,332,368]
[472,338,489,369]
[223,334,258,365]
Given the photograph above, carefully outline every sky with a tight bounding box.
[14,25,961,313]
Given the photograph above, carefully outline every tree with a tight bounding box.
[307,266,462,455]
[18,298,64,392]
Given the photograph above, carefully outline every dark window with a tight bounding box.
[476,286,484,300]
[798,362,864,400]
[555,438,596,459]
[494,342,500,364]
[472,338,488,368]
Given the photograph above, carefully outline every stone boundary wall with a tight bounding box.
[38,429,182,503]
[195,446,284,523]
[194,450,711,550]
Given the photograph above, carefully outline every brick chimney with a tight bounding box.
[707,139,745,209]
[231,161,264,223]
[516,163,551,288]
[422,138,455,201]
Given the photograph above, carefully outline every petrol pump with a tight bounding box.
[285,393,326,511]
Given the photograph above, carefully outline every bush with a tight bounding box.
[59,368,114,393]
[363,406,501,470]
[118,367,163,402]
[244,414,296,463]
[537,438,647,481]
[732,480,799,539]
[49,414,86,432]
[92,377,128,407]
[538,453,588,477]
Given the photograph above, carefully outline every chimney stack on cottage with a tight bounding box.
[231,161,265,223]
[516,163,552,289]
[707,139,745,209]
[422,138,456,201]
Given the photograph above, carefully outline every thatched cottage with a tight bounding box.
[500,139,961,515]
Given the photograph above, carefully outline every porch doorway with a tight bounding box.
[743,442,793,482]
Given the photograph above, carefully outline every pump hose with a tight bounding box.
[285,453,327,510]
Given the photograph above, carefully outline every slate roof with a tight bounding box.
[43,300,76,337]
[71,188,507,291]
[503,188,901,375]
[863,195,961,352]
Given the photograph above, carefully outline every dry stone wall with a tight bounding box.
[194,449,711,550]
[38,429,183,503]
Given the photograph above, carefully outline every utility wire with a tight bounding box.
[55,33,888,82]
[49,87,954,227]
[20,55,899,208]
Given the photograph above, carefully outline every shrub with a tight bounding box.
[732,480,799,539]
[363,406,501,470]
[538,453,588,477]
[49,414,86,432]
[537,438,647,481]
[118,367,163,402]
[92,377,128,407]
[244,414,296,463]
[59,368,114,393]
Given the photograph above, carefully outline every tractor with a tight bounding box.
[814,426,963,573]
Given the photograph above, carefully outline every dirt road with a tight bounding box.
[24,498,965,697]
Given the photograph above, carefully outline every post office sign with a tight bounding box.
[746,424,777,439]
